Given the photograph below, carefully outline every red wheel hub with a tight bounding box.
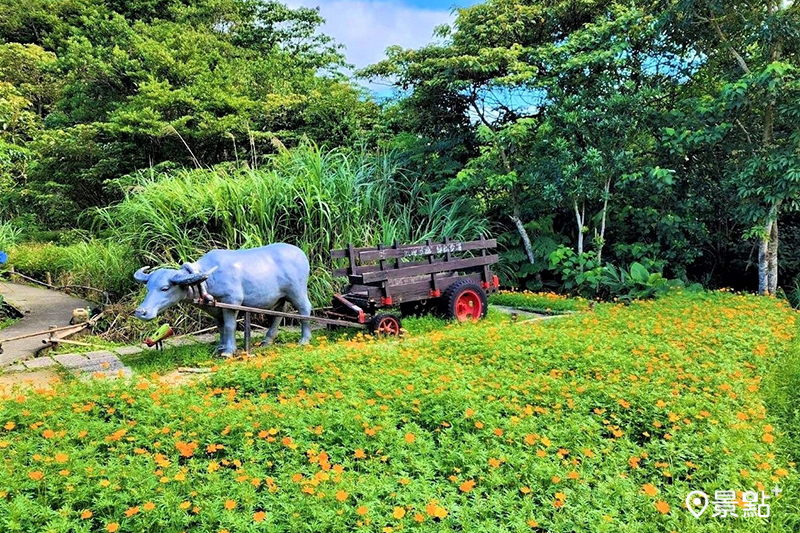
[376,316,401,335]
[455,289,483,322]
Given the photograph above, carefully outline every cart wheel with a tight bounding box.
[441,280,488,322]
[369,313,402,336]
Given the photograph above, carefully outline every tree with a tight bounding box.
[656,0,800,294]
[0,0,378,223]
[363,2,668,268]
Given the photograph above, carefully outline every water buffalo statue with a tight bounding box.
[133,244,312,356]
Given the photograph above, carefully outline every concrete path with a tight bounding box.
[492,305,547,320]
[1,335,216,377]
[0,281,92,366]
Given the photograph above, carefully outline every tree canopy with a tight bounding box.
[0,0,378,222]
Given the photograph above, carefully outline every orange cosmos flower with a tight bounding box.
[356,505,368,516]
[175,441,197,458]
[336,490,348,502]
[28,471,44,481]
[42,429,55,439]
[106,523,120,533]
[354,449,366,459]
[224,500,237,510]
[655,500,670,514]
[143,502,155,512]
[404,433,415,444]
[80,510,93,519]
[459,479,476,493]
[125,506,140,517]
[254,511,266,522]
[393,507,405,519]
[54,453,68,463]
[642,483,658,497]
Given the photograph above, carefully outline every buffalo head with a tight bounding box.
[133,265,217,320]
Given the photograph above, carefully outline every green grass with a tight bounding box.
[0,292,797,532]
[489,290,590,314]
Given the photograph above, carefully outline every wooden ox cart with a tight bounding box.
[196,237,499,350]
[326,236,499,334]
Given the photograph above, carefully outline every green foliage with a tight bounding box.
[7,240,136,296]
[548,246,603,297]
[363,0,800,293]
[600,262,686,303]
[0,292,796,532]
[93,144,488,306]
[0,0,378,223]
[0,221,22,252]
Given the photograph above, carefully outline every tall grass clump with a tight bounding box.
[0,220,22,252]
[96,144,489,304]
[7,240,136,297]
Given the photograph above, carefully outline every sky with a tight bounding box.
[285,0,480,92]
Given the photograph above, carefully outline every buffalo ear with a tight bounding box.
[134,267,152,284]
[169,266,218,287]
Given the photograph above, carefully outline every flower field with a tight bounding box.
[1,292,797,532]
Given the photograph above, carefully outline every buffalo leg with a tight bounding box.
[214,316,225,353]
[220,308,238,357]
[289,293,313,345]
[263,300,285,345]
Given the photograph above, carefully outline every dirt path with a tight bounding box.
[0,281,91,366]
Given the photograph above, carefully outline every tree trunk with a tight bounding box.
[767,218,778,295]
[757,3,781,295]
[758,204,779,295]
[758,229,769,295]
[574,200,584,255]
[596,178,611,264]
[510,215,535,264]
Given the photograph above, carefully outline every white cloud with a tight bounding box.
[286,0,455,91]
